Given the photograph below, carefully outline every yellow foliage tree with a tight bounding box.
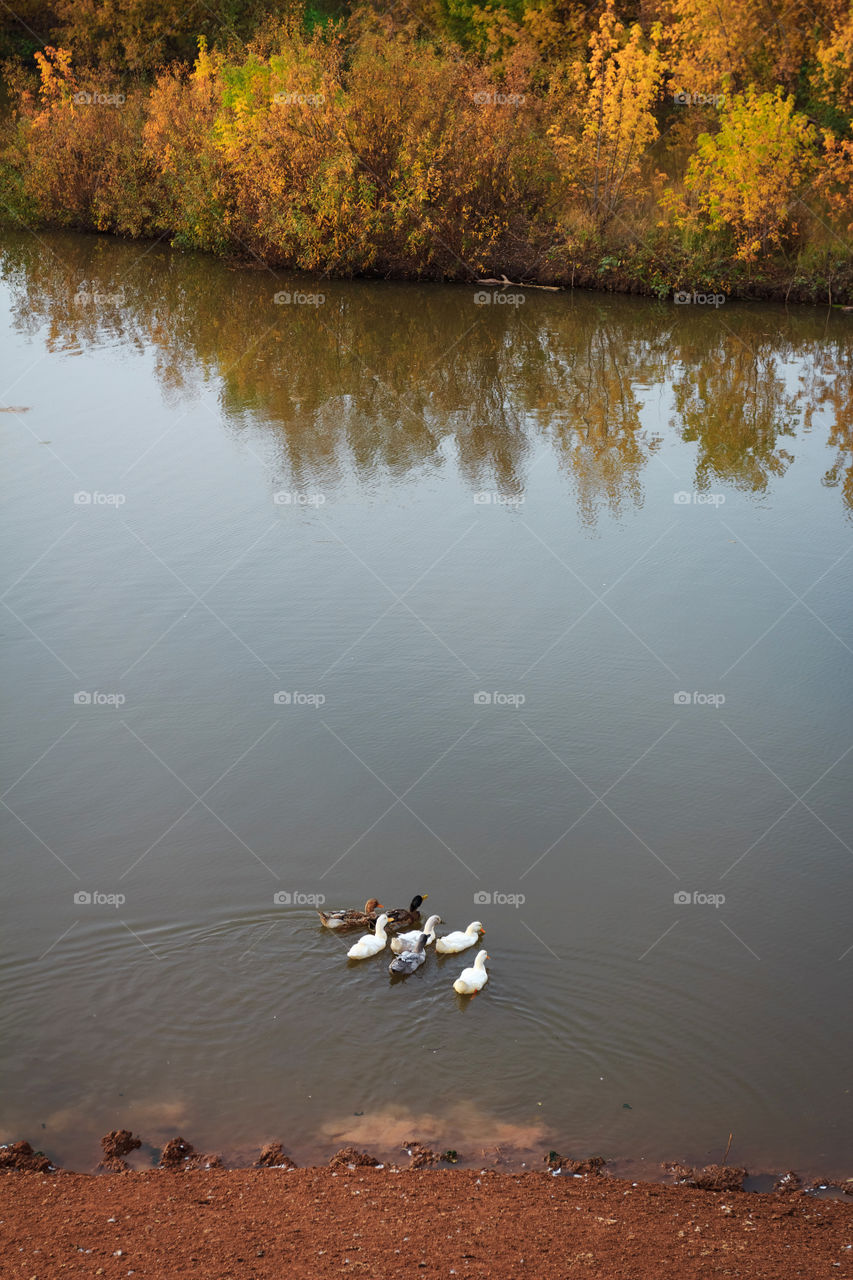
[811,2,853,112]
[665,0,839,95]
[32,45,77,113]
[670,86,819,259]
[549,2,664,230]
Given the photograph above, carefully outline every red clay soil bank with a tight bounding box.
[2,1167,852,1279]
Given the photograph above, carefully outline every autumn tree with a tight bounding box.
[549,2,664,231]
[669,86,819,259]
[663,0,841,96]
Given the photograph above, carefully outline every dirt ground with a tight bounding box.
[2,1163,852,1279]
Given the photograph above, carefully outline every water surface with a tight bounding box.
[1,231,851,1176]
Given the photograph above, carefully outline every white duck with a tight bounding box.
[346,913,390,960]
[389,913,442,954]
[453,950,489,995]
[435,921,484,954]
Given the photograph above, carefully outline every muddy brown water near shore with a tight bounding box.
[4,1131,852,1204]
[1,230,852,1181]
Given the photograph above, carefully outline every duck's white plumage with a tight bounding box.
[389,913,441,954]
[435,921,484,954]
[453,949,489,995]
[346,913,390,959]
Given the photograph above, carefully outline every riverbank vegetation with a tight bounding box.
[0,0,851,300]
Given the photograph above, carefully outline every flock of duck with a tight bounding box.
[318,895,489,995]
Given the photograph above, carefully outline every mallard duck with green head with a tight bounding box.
[384,894,428,928]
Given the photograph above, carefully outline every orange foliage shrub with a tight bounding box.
[816,132,853,234]
[5,46,162,235]
[143,41,233,253]
[143,24,558,275]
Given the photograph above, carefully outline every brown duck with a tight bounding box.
[317,898,384,930]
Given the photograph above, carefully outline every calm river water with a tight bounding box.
[1,231,851,1178]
